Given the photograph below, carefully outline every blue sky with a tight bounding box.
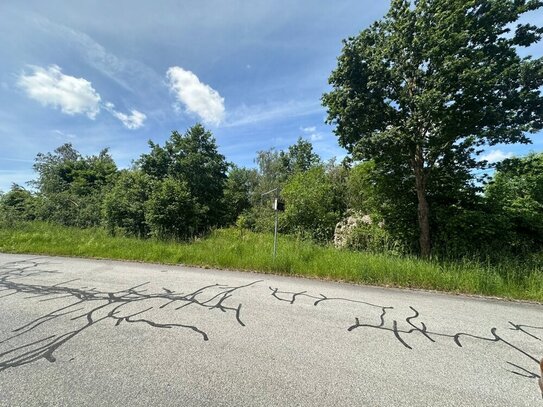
[1,1,542,192]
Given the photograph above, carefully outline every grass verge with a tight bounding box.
[0,221,541,302]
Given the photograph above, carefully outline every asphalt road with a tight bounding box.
[0,253,541,406]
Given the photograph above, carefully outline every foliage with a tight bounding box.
[223,166,258,225]
[486,152,543,252]
[33,144,117,196]
[253,138,321,199]
[0,122,540,266]
[31,143,117,227]
[425,153,543,258]
[145,177,201,240]
[431,203,512,258]
[345,221,398,254]
[248,138,323,232]
[325,158,349,216]
[347,161,380,214]
[345,160,419,251]
[0,185,37,224]
[243,205,277,234]
[102,170,152,238]
[138,124,228,231]
[252,149,288,201]
[282,166,340,242]
[322,0,543,256]
[281,137,321,174]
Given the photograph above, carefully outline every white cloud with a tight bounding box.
[481,149,513,163]
[104,102,146,130]
[166,66,225,125]
[17,65,101,119]
[17,64,146,130]
[114,110,146,130]
[310,133,324,142]
[300,125,323,142]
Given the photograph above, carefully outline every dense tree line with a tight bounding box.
[1,123,542,259]
[1,0,543,260]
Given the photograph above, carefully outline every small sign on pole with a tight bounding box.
[273,199,285,212]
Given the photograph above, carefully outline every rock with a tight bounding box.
[333,211,382,249]
[334,211,361,248]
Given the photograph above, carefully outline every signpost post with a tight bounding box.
[261,188,284,259]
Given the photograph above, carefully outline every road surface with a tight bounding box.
[0,253,541,406]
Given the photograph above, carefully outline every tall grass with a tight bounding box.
[0,221,541,302]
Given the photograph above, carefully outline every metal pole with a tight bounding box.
[261,188,279,259]
[273,199,278,259]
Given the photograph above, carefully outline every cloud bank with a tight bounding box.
[166,66,225,125]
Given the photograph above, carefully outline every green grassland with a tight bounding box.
[0,221,541,302]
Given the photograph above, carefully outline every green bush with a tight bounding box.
[0,185,37,224]
[485,153,543,253]
[102,170,152,237]
[282,167,340,243]
[346,221,400,254]
[145,177,201,240]
[432,205,513,258]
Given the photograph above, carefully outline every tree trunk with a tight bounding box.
[413,150,431,258]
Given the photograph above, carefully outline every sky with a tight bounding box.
[1,1,542,192]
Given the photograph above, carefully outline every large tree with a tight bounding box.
[281,137,321,174]
[322,0,543,256]
[138,124,228,232]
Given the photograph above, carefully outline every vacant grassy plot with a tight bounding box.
[0,221,541,302]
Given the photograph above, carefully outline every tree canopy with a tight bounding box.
[323,0,543,256]
[138,124,229,232]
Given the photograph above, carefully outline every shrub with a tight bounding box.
[0,185,37,224]
[102,170,152,237]
[145,177,201,240]
[282,167,340,243]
